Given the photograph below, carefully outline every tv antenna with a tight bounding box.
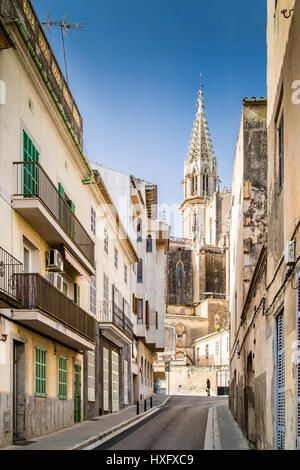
[42,13,86,84]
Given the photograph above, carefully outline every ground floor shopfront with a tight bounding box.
[84,327,132,419]
[0,317,89,448]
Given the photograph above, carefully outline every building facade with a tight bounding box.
[230,0,300,450]
[229,98,268,448]
[0,0,97,447]
[90,163,169,405]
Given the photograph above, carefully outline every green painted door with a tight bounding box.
[23,130,39,197]
[74,364,81,423]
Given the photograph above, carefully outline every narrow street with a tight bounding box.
[94,396,228,450]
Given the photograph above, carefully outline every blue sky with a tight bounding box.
[32,0,267,236]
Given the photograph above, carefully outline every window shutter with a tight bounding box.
[58,183,64,198]
[296,272,300,449]
[68,200,75,214]
[276,311,285,449]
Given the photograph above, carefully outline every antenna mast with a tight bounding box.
[42,15,86,85]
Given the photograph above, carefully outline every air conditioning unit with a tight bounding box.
[46,272,64,291]
[46,249,63,271]
[284,240,295,266]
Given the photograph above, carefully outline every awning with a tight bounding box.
[64,247,91,281]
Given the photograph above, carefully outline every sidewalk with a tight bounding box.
[4,394,169,451]
[204,401,249,450]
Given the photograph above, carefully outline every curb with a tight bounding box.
[70,395,171,451]
[203,407,221,450]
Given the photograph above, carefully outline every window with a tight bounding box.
[176,262,184,282]
[124,264,128,284]
[87,351,95,402]
[146,301,150,329]
[209,218,213,245]
[35,347,47,397]
[114,247,118,269]
[137,259,143,283]
[23,130,39,197]
[275,311,285,449]
[90,274,96,316]
[74,283,80,306]
[278,112,284,191]
[58,356,67,399]
[23,247,30,273]
[215,341,220,356]
[91,206,96,235]
[137,219,142,242]
[146,235,152,253]
[156,311,158,329]
[104,228,109,254]
[205,344,209,359]
[137,299,143,324]
[203,169,208,194]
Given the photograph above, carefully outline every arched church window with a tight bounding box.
[176,262,184,282]
[209,218,213,244]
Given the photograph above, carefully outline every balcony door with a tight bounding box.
[103,347,109,412]
[111,351,119,412]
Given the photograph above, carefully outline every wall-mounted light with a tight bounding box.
[281,9,295,18]
[1,334,7,342]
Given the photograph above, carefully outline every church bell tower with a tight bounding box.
[181,88,218,243]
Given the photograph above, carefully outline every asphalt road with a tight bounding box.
[95,395,228,450]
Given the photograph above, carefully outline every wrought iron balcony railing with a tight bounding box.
[16,273,95,342]
[13,161,95,267]
[99,301,133,340]
[0,247,23,304]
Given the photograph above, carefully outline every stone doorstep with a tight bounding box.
[69,395,171,451]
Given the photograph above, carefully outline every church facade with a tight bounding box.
[154,88,231,396]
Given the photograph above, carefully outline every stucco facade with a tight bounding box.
[0,0,97,447]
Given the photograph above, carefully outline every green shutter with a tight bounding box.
[58,357,67,399]
[68,200,75,214]
[23,130,39,197]
[35,347,47,397]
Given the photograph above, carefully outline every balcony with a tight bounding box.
[99,301,133,346]
[12,162,95,274]
[11,273,95,350]
[0,247,23,308]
